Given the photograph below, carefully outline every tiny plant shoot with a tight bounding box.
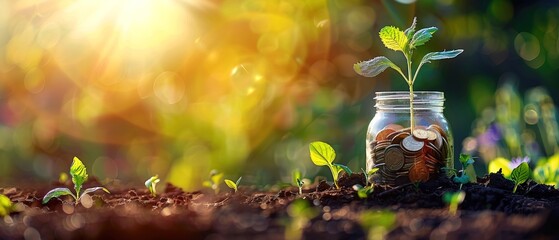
[224,176,242,193]
[510,162,530,193]
[203,169,223,194]
[309,141,352,189]
[43,157,110,205]
[354,17,463,132]
[0,194,13,217]
[292,169,304,195]
[443,191,465,216]
[447,154,476,190]
[145,175,160,197]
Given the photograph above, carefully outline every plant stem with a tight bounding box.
[513,184,518,193]
[405,54,415,132]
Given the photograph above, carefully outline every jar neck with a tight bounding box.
[374,91,444,113]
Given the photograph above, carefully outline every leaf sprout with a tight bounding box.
[443,191,465,216]
[292,169,304,195]
[354,17,463,132]
[203,169,223,194]
[445,154,476,190]
[42,157,110,205]
[510,162,530,193]
[224,176,242,193]
[145,175,160,197]
[309,141,352,189]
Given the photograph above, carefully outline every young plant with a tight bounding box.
[145,175,160,197]
[354,17,463,132]
[362,167,379,187]
[443,191,465,216]
[446,154,477,190]
[510,162,530,193]
[203,169,223,194]
[292,169,304,195]
[0,194,13,217]
[224,176,242,193]
[352,184,374,199]
[309,141,352,189]
[42,157,110,205]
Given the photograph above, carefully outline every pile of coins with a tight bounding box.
[368,124,450,186]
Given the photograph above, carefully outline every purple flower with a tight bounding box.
[509,156,530,169]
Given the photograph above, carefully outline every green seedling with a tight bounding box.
[362,168,379,187]
[358,210,396,240]
[145,175,160,197]
[354,17,463,132]
[292,169,304,195]
[285,199,318,240]
[510,162,530,193]
[203,169,223,194]
[224,176,242,193]
[43,157,110,205]
[352,184,374,199]
[0,194,13,217]
[309,141,352,189]
[443,191,465,216]
[446,154,476,190]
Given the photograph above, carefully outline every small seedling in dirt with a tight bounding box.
[354,17,462,132]
[510,162,530,193]
[362,168,379,187]
[358,210,396,240]
[0,194,13,217]
[445,154,477,190]
[203,169,223,194]
[443,191,465,216]
[309,141,352,189]
[352,184,374,199]
[292,169,304,195]
[43,157,110,205]
[285,199,317,240]
[224,176,242,193]
[145,175,160,197]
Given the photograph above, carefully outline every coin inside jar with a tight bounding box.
[375,128,396,141]
[401,135,424,152]
[384,147,405,171]
[412,129,430,140]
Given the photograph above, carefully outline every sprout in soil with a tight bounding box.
[292,169,304,195]
[42,157,110,205]
[0,194,13,217]
[224,176,242,193]
[354,17,463,132]
[145,175,160,197]
[352,184,374,199]
[203,169,223,194]
[510,162,530,193]
[362,168,379,188]
[309,141,352,189]
[444,154,476,190]
[443,191,465,216]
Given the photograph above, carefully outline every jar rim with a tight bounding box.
[374,91,444,100]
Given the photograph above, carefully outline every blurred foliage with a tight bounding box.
[0,0,558,189]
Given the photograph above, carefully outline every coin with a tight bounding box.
[401,135,424,152]
[391,132,410,144]
[412,129,430,140]
[384,147,405,171]
[376,128,395,141]
[426,130,438,141]
[408,162,430,182]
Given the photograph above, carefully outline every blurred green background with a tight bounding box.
[0,0,558,189]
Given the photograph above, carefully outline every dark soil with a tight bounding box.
[2,173,559,240]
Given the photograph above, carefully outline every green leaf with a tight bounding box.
[368,168,379,175]
[42,187,75,204]
[510,162,530,185]
[235,176,243,186]
[0,194,12,217]
[459,154,474,167]
[334,163,352,175]
[464,164,478,183]
[404,17,417,39]
[309,141,336,166]
[443,191,465,204]
[453,175,470,184]
[410,27,437,49]
[70,157,88,197]
[296,178,304,188]
[145,175,160,196]
[81,187,110,198]
[211,172,223,185]
[533,166,548,184]
[379,26,408,52]
[292,169,302,186]
[354,56,402,78]
[224,179,238,192]
[419,50,464,66]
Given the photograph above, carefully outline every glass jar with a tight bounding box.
[366,91,454,186]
